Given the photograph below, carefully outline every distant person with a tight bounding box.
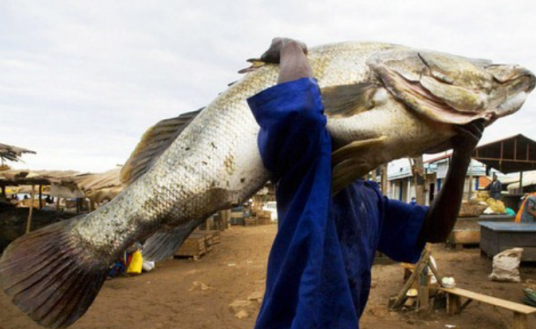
[516,192,536,223]
[9,194,19,206]
[45,195,54,204]
[410,197,417,206]
[485,173,502,200]
[23,195,29,200]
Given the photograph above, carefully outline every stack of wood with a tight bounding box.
[230,208,246,226]
[251,195,266,216]
[206,230,221,245]
[256,210,272,225]
[176,230,218,260]
[245,217,258,227]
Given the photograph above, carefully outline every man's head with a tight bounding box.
[493,173,498,181]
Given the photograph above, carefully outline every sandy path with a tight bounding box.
[1,225,535,329]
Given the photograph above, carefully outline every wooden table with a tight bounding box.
[479,222,536,261]
[439,287,536,329]
[447,214,514,246]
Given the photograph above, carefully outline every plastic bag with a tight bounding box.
[486,198,506,214]
[489,248,523,282]
[127,251,143,274]
[142,261,155,272]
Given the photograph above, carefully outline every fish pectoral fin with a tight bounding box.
[331,136,387,166]
[321,83,379,118]
[332,159,370,195]
[0,219,109,328]
[331,136,387,194]
[121,109,203,186]
[143,219,202,263]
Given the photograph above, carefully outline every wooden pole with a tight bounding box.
[380,164,388,196]
[26,184,35,234]
[370,169,377,183]
[468,160,473,201]
[390,248,431,310]
[56,197,61,211]
[38,184,43,209]
[412,156,426,205]
[418,266,430,311]
[520,171,524,194]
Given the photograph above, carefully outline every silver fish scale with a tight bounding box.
[71,42,408,260]
[71,41,531,262]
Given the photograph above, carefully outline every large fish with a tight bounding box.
[1,42,534,328]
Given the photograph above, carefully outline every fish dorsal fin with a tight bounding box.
[321,83,379,118]
[120,109,203,186]
[238,58,268,74]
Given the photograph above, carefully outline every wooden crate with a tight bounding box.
[245,217,258,227]
[176,233,206,260]
[479,222,536,261]
[203,232,214,252]
[256,210,273,225]
[191,231,216,251]
[206,230,221,245]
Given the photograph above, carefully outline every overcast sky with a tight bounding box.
[1,0,535,173]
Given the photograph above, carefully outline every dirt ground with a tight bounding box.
[1,225,535,329]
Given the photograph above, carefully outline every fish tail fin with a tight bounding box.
[0,219,109,328]
[143,220,201,263]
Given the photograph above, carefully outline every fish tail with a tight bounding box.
[0,219,109,328]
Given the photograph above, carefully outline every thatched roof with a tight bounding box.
[74,168,123,203]
[0,143,35,163]
[0,170,84,198]
[0,168,124,202]
[0,170,79,186]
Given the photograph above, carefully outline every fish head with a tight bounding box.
[367,49,536,125]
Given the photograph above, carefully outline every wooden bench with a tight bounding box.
[439,287,536,329]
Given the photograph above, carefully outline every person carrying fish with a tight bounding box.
[247,38,485,329]
[1,38,534,328]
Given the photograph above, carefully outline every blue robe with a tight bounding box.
[248,78,427,329]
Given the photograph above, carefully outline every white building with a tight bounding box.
[387,156,487,206]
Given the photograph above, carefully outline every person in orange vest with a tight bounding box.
[516,192,536,223]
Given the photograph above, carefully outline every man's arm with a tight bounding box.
[420,120,485,243]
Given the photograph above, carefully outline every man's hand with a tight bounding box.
[260,38,308,64]
[451,119,485,155]
[258,38,312,84]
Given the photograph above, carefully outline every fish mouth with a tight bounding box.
[488,65,536,116]
[486,65,536,92]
